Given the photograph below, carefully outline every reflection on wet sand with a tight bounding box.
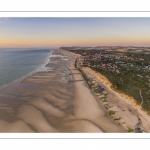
[0,50,126,132]
[0,50,75,132]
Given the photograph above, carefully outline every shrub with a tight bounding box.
[94,88,99,93]
[109,106,113,108]
[107,111,115,116]
[102,97,107,102]
[127,128,134,132]
[114,117,121,120]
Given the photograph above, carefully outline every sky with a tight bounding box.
[0,17,150,48]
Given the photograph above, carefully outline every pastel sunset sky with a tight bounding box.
[0,17,150,48]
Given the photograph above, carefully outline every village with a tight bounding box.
[67,49,150,113]
[78,52,150,74]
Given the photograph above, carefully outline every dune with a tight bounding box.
[82,66,150,132]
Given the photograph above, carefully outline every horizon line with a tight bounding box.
[1,45,150,48]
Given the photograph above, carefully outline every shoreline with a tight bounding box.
[0,49,150,132]
[0,49,53,93]
[0,49,75,132]
[0,49,126,132]
[69,51,150,132]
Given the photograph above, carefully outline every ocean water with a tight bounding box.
[0,48,52,88]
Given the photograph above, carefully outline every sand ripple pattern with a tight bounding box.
[0,50,76,132]
[0,50,130,132]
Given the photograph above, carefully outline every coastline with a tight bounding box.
[0,49,53,92]
[0,49,150,132]
[69,51,139,108]
[69,51,150,132]
[68,58,125,132]
[0,49,73,132]
[0,49,126,132]
[81,66,150,132]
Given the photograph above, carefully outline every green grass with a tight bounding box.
[90,83,94,87]
[114,117,121,121]
[127,128,134,133]
[94,89,99,93]
[104,104,109,109]
[107,110,116,116]
[109,106,113,108]
[102,97,107,102]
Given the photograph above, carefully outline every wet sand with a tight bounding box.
[0,49,137,132]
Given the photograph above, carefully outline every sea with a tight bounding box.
[0,48,52,89]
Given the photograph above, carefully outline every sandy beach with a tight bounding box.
[0,49,149,132]
[0,50,75,132]
[81,67,150,132]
